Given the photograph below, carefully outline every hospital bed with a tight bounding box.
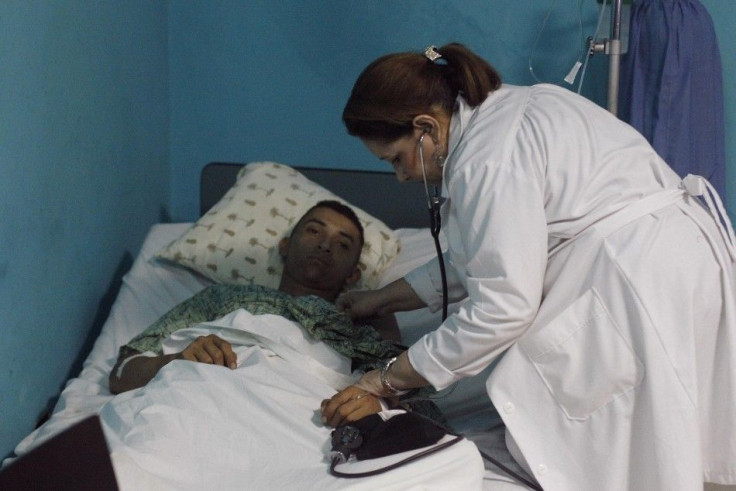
[3,162,505,490]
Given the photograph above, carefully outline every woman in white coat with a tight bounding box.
[320,43,736,490]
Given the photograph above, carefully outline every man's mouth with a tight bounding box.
[306,256,330,268]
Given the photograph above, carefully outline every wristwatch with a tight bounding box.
[380,357,409,396]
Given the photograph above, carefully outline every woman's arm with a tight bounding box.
[337,278,426,319]
[362,313,401,343]
[355,351,428,396]
[320,351,428,425]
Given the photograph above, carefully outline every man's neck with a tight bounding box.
[277,278,338,303]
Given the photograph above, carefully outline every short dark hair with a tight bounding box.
[298,200,365,249]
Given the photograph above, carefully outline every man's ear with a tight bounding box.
[342,266,361,290]
[278,237,289,260]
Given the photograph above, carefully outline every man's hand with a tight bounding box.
[110,334,238,394]
[178,334,237,369]
[320,385,383,428]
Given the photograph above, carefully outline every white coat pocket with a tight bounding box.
[521,288,644,421]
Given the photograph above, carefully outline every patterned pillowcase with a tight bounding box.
[156,162,400,290]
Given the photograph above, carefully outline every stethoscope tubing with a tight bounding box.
[418,133,449,321]
[416,133,539,490]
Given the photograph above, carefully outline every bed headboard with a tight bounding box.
[200,162,430,230]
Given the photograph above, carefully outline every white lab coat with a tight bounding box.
[405,85,736,490]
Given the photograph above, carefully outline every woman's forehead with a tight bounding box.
[362,135,414,159]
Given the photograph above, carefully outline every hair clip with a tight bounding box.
[424,45,442,62]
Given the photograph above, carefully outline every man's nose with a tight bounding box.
[318,238,332,252]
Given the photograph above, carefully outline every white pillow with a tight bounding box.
[156,162,400,290]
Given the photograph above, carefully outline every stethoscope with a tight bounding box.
[416,130,542,491]
[417,129,449,321]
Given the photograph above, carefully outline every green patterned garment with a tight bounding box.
[123,284,402,371]
[121,283,446,425]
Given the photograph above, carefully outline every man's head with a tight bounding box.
[278,201,365,301]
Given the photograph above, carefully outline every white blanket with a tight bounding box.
[101,311,484,490]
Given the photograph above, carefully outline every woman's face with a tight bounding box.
[361,129,443,184]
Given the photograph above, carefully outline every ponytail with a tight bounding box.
[437,43,502,107]
[343,43,501,141]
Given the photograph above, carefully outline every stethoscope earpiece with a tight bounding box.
[417,129,448,321]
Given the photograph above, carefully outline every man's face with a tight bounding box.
[279,206,363,293]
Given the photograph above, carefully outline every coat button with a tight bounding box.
[536,464,548,475]
[503,402,515,413]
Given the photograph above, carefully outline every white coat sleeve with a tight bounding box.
[404,252,467,313]
[408,157,548,389]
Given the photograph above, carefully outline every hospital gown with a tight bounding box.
[121,284,445,422]
[121,284,401,371]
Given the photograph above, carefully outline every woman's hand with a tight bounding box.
[354,369,385,395]
[320,385,383,427]
[178,334,237,369]
[354,352,430,397]
[320,352,432,427]
[336,289,384,320]
[337,279,427,320]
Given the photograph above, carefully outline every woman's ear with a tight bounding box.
[412,114,438,135]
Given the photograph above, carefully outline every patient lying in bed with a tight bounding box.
[8,199,485,489]
[109,200,401,421]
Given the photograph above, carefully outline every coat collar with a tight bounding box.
[442,95,476,198]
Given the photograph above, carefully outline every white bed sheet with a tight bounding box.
[102,310,482,490]
[6,223,492,489]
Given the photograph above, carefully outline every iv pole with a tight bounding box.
[589,0,623,116]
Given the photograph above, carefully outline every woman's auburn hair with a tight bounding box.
[342,43,502,142]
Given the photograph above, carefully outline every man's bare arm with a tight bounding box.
[109,335,237,394]
[109,352,179,394]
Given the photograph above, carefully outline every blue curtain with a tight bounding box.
[618,0,726,203]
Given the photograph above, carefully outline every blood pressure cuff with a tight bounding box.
[331,411,447,461]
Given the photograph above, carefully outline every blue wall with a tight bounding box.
[168,0,611,221]
[168,0,736,223]
[0,2,169,458]
[2,0,734,461]
[702,0,736,221]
